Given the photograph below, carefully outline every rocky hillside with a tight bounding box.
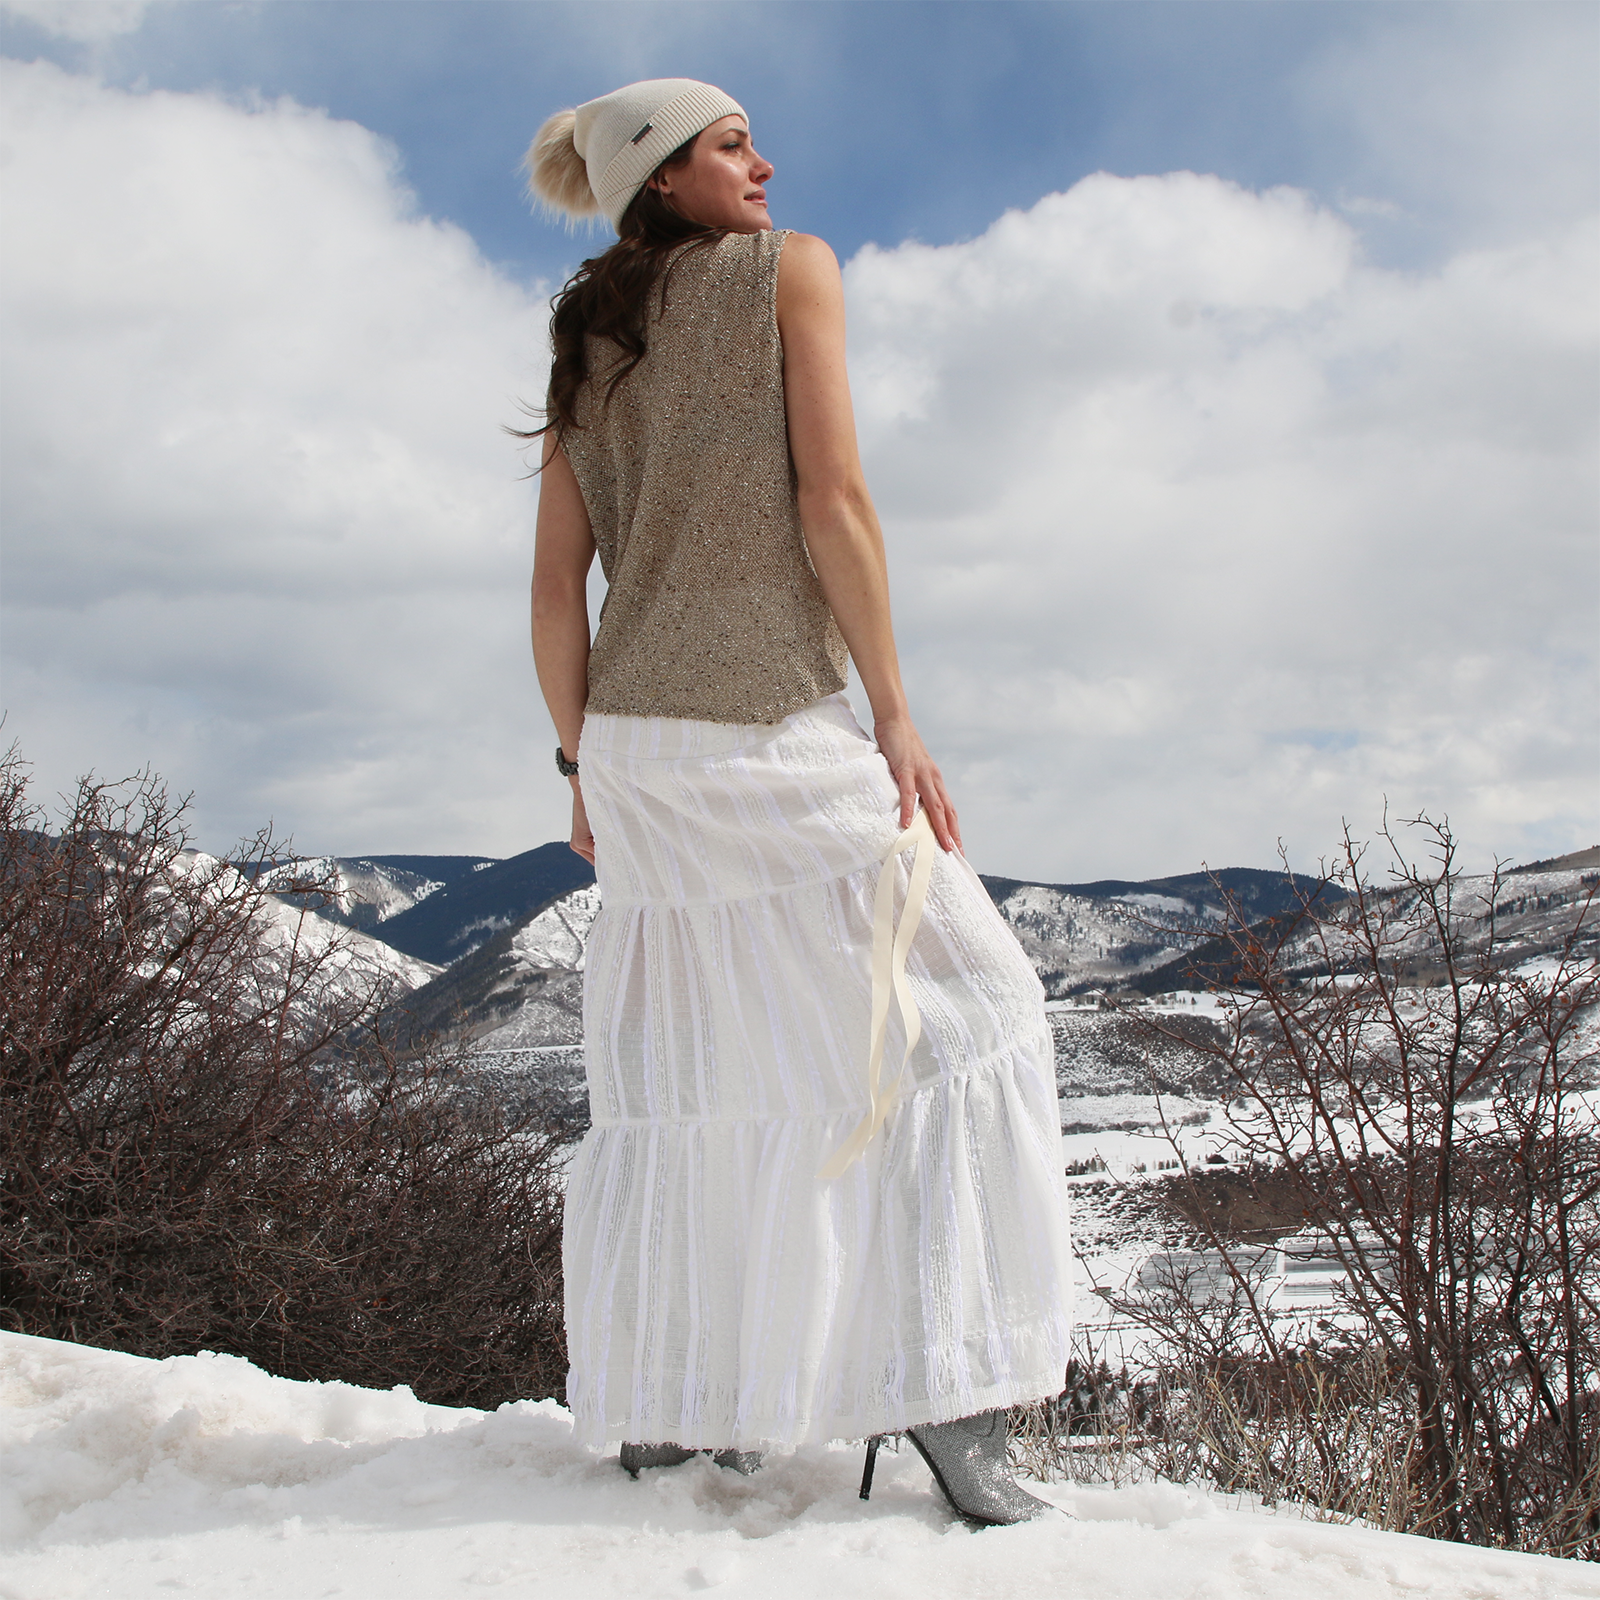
[377,885,597,1051]
[983,866,1347,997]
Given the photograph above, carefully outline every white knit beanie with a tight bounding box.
[525,79,747,231]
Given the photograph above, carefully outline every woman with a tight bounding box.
[524,79,1072,1526]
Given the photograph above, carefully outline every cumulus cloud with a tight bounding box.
[0,58,555,854]
[845,173,1598,877]
[2,60,1594,878]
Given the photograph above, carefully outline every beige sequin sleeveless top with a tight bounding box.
[561,229,849,725]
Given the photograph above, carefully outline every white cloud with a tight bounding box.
[0,0,148,42]
[0,59,556,855]
[1,61,1594,880]
[844,173,1598,878]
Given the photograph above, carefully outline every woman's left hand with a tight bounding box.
[569,778,596,865]
[873,714,962,854]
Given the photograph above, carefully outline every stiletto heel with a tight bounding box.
[859,1435,884,1500]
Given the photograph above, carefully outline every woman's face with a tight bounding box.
[651,116,773,233]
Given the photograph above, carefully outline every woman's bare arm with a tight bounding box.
[777,232,961,852]
[531,434,598,863]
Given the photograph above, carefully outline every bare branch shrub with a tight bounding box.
[1013,1342,1431,1531]
[1028,815,1599,1557]
[1,748,566,1409]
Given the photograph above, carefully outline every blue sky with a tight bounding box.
[9,1,1585,277]
[1,1,1596,876]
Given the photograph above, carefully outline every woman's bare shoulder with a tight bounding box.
[776,233,842,310]
[778,231,840,272]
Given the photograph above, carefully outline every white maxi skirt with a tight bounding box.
[563,693,1072,1449]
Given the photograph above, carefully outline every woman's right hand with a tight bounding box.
[569,779,596,865]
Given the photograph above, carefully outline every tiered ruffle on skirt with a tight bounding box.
[563,693,1072,1449]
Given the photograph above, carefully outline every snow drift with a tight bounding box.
[1,1333,1586,1600]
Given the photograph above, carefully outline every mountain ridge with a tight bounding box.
[979,865,1342,923]
[361,843,595,966]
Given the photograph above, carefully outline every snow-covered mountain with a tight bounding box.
[429,853,1587,1144]
[256,856,443,929]
[1357,854,1596,971]
[506,885,598,974]
[253,854,497,933]
[990,882,1210,992]
[377,882,598,1052]
[344,841,1595,1153]
[178,850,443,1006]
[403,861,1347,1063]
[982,866,1347,997]
[360,844,595,967]
[446,886,600,1053]
[380,870,1241,1141]
[1194,850,1600,993]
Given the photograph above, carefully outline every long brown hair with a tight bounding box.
[519,134,726,447]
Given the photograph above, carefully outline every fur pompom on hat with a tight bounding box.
[525,78,746,230]
[526,108,599,220]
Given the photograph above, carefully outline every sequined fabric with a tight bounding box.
[560,229,849,724]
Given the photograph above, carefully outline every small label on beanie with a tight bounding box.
[630,122,653,145]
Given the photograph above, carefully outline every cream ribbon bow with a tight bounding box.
[817,807,939,1180]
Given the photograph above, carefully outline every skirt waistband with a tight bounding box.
[580,691,854,763]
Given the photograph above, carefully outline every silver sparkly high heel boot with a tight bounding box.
[858,1411,1056,1526]
[620,1443,763,1477]
[620,1442,700,1476]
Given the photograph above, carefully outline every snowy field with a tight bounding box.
[3,1334,1592,1600]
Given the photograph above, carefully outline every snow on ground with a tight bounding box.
[1059,1093,1210,1133]
[2,1335,1590,1600]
